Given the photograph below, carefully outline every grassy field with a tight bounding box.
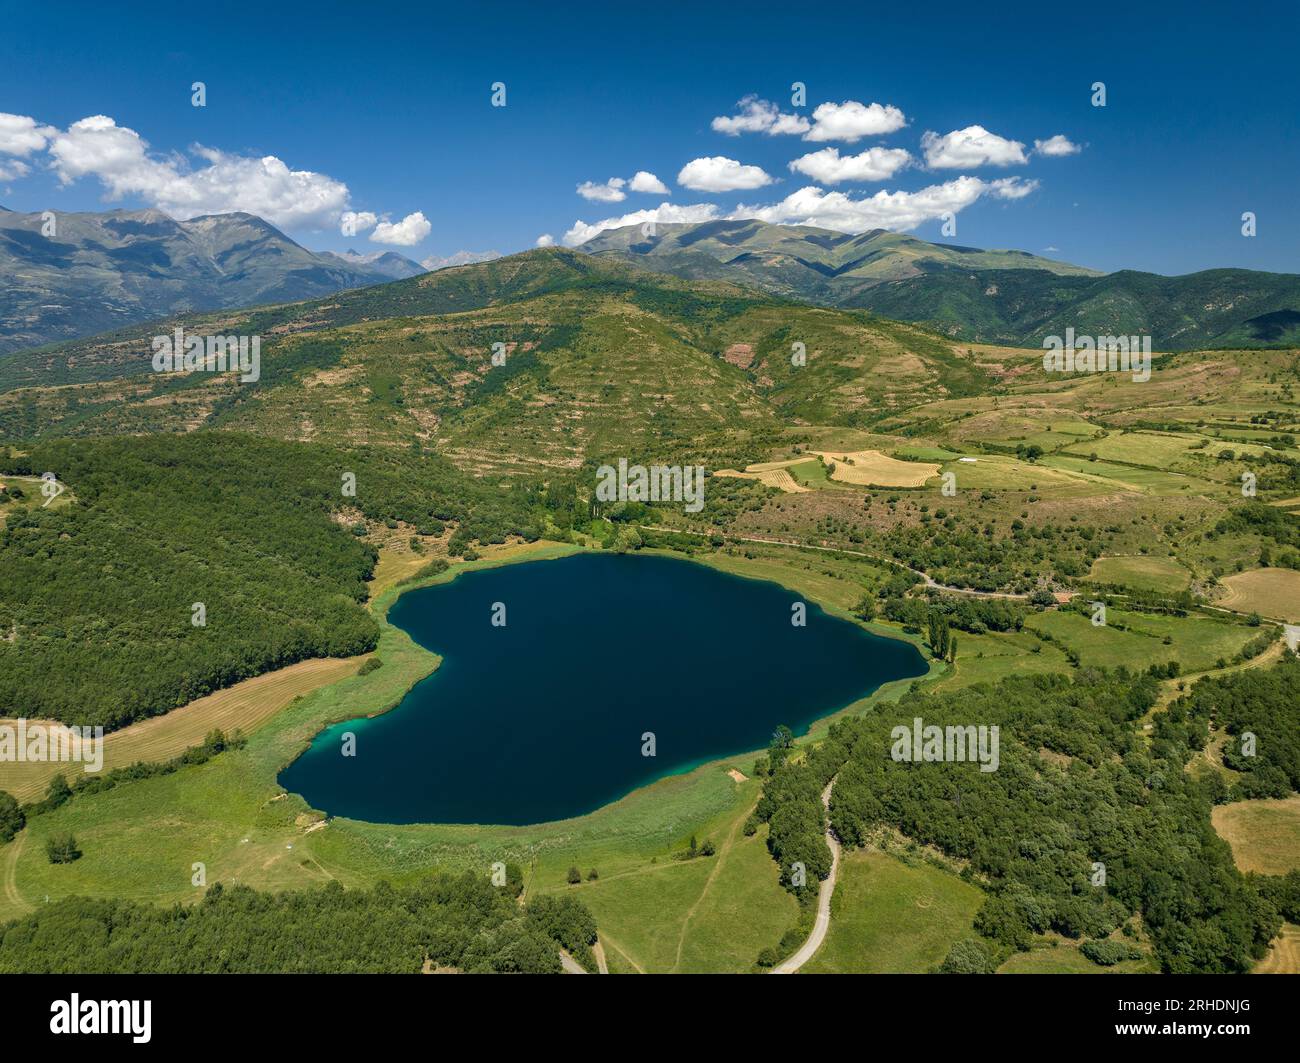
[998,944,1152,974]
[566,819,798,973]
[1088,555,1192,593]
[1027,607,1258,674]
[0,655,363,803]
[932,629,1071,692]
[1216,567,1300,622]
[786,458,839,490]
[1212,796,1300,875]
[802,849,983,973]
[938,454,1109,495]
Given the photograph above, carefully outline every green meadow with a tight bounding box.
[803,849,984,974]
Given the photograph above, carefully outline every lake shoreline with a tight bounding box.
[277,540,936,828]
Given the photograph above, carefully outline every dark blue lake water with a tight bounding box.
[279,552,926,825]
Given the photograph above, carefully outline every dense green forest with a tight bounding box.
[756,660,1299,973]
[0,872,596,973]
[0,433,543,728]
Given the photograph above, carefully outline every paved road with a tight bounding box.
[772,779,839,974]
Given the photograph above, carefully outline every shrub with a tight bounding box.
[45,834,81,864]
[939,938,995,974]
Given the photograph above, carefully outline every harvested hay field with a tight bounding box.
[813,449,940,487]
[715,461,811,493]
[1254,924,1300,974]
[1216,567,1300,622]
[0,655,363,802]
[1211,795,1300,875]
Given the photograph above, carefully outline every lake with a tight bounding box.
[279,552,927,825]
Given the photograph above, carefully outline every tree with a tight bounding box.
[45,774,72,808]
[0,790,23,843]
[566,866,581,885]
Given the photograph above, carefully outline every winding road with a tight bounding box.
[772,778,839,974]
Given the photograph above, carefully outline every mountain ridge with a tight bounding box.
[580,220,1300,349]
[0,208,424,354]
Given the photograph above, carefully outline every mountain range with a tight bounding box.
[580,220,1300,350]
[1,206,1297,360]
[0,208,424,355]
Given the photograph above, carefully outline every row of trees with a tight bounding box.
[0,871,596,974]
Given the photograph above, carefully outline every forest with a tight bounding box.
[0,871,597,973]
[756,660,1299,973]
[0,433,545,728]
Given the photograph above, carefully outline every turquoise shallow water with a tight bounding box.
[279,552,926,825]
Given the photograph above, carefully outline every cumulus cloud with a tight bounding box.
[628,170,669,194]
[989,176,1039,200]
[788,146,912,184]
[730,177,1009,233]
[562,201,720,246]
[340,210,377,234]
[921,125,1027,169]
[579,171,670,201]
[577,177,627,202]
[535,233,555,247]
[711,96,809,136]
[0,112,56,157]
[45,114,358,230]
[1034,134,1082,157]
[677,156,774,192]
[370,211,431,246]
[0,159,31,181]
[804,101,908,143]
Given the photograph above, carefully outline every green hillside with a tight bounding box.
[580,221,1300,351]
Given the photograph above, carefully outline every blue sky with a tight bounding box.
[1,0,1296,274]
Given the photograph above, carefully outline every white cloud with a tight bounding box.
[628,170,669,194]
[677,156,774,192]
[340,210,377,234]
[804,101,907,143]
[921,125,1027,169]
[730,177,1003,233]
[1034,134,1082,157]
[535,233,555,247]
[711,96,809,136]
[788,146,912,184]
[562,201,721,246]
[0,113,56,157]
[370,211,431,246]
[577,177,627,202]
[579,171,670,201]
[0,159,31,181]
[47,114,355,230]
[989,177,1039,200]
